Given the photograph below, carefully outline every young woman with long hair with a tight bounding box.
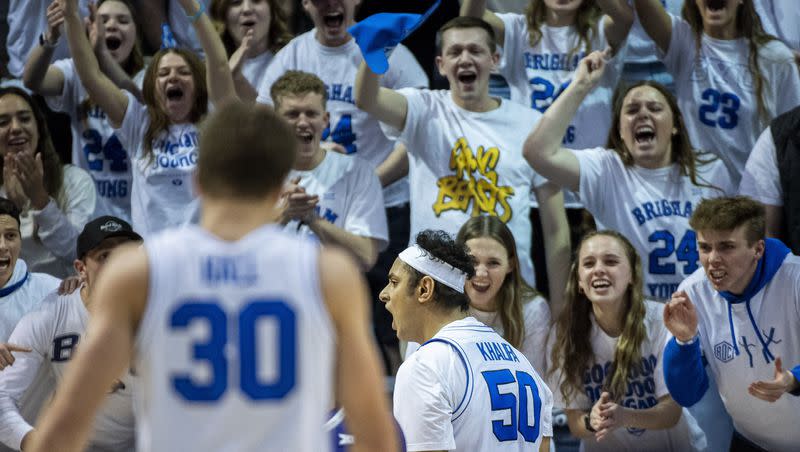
[456,215,551,372]
[209,0,291,101]
[547,230,702,450]
[63,0,238,236]
[635,0,800,183]
[24,0,144,222]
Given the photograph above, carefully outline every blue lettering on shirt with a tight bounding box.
[325,84,356,105]
[523,52,584,71]
[476,342,520,362]
[200,255,258,287]
[631,200,693,226]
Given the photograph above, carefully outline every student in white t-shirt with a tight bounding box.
[753,0,800,54]
[634,0,800,184]
[524,51,733,302]
[0,215,142,452]
[209,0,292,102]
[23,0,145,223]
[461,0,632,149]
[380,230,553,451]
[356,16,570,293]
[456,215,552,372]
[272,70,388,270]
[0,87,96,278]
[63,0,238,237]
[547,230,704,451]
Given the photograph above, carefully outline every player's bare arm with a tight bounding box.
[320,247,400,452]
[28,243,147,452]
[354,61,408,132]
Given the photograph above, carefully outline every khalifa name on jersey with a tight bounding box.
[433,137,514,221]
[584,355,660,436]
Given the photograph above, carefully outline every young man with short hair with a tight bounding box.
[28,102,399,452]
[356,16,569,308]
[0,215,142,451]
[664,196,800,451]
[272,70,388,270]
[380,229,553,451]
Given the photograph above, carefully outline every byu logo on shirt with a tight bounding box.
[714,341,735,363]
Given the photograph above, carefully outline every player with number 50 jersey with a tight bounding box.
[380,231,553,451]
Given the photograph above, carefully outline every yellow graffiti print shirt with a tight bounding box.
[381,88,546,284]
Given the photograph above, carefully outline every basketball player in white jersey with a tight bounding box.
[28,101,399,452]
[380,229,553,451]
[0,215,141,451]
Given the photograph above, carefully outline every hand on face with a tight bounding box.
[663,290,698,343]
[229,28,255,75]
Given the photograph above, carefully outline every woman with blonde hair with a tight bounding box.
[547,230,703,451]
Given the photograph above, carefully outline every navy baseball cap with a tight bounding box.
[77,216,142,259]
[348,1,441,74]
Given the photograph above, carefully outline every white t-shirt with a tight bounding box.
[0,261,59,452]
[738,125,782,206]
[395,317,553,451]
[241,50,273,93]
[469,295,551,374]
[115,92,200,237]
[0,290,135,451]
[576,148,733,301]
[676,254,800,451]
[547,301,704,451]
[5,0,90,78]
[383,89,545,285]
[754,0,800,51]
[662,14,800,183]
[6,165,97,279]
[256,30,429,207]
[45,58,144,222]
[496,13,625,150]
[287,151,389,249]
[135,224,334,452]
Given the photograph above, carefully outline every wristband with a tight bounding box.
[584,414,597,433]
[675,334,699,346]
[187,1,206,23]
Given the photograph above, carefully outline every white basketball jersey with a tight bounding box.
[395,317,553,451]
[134,224,335,452]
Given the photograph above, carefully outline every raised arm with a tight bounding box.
[633,0,672,53]
[177,0,238,106]
[321,248,400,452]
[22,1,66,95]
[377,143,409,188]
[355,62,408,132]
[28,244,147,452]
[89,2,142,101]
[596,0,634,51]
[63,0,129,127]
[533,181,570,318]
[459,0,506,48]
[523,52,607,193]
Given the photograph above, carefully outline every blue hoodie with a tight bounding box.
[663,238,794,407]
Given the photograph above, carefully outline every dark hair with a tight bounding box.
[457,216,539,349]
[210,0,293,56]
[682,0,777,126]
[141,48,208,163]
[0,87,64,198]
[79,0,145,127]
[198,101,296,197]
[404,229,475,312]
[270,70,328,110]
[607,81,720,191]
[436,16,497,54]
[549,230,646,405]
[689,196,766,244]
[0,197,22,230]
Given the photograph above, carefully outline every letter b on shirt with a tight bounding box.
[52,333,80,362]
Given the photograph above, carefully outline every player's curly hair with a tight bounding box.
[405,230,475,312]
[456,216,539,350]
[548,230,647,405]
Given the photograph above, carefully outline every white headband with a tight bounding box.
[398,244,467,293]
